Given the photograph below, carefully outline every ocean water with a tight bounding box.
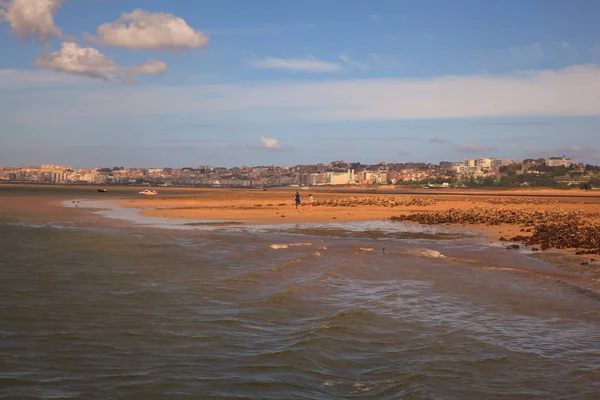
[1,189,600,399]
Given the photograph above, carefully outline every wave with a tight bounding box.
[269,242,314,250]
[404,247,446,259]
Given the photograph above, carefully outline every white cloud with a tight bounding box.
[34,42,167,83]
[5,64,600,122]
[259,136,282,149]
[0,0,64,43]
[85,9,209,50]
[430,137,446,144]
[245,136,292,152]
[252,56,342,72]
[35,42,119,80]
[130,59,167,75]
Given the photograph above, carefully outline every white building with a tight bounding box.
[546,156,574,167]
[327,169,355,185]
[476,158,492,169]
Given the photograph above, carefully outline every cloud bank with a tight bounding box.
[4,64,600,121]
[252,57,342,72]
[85,9,209,50]
[0,0,64,43]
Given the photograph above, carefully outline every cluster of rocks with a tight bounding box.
[319,196,436,207]
[391,207,600,253]
[390,207,593,226]
[473,198,559,205]
[509,220,600,252]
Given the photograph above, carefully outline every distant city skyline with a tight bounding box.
[0,155,583,170]
[2,155,590,189]
[1,0,600,167]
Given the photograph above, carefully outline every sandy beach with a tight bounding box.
[3,184,600,260]
[111,186,600,256]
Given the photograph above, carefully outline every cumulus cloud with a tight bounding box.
[430,137,446,144]
[246,136,292,152]
[456,144,498,153]
[34,42,167,83]
[259,136,282,149]
[0,0,64,43]
[85,9,209,50]
[252,56,342,72]
[35,42,119,80]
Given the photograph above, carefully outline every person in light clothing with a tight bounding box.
[308,194,314,210]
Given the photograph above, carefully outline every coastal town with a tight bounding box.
[2,155,600,189]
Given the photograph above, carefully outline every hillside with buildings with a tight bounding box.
[2,156,599,189]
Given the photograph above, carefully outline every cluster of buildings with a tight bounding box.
[0,156,590,188]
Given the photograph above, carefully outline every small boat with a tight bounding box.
[97,189,107,193]
[139,189,158,195]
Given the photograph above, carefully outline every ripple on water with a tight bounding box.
[2,216,600,399]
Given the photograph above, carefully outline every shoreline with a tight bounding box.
[2,185,599,274]
[4,182,600,198]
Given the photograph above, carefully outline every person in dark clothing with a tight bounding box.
[295,191,301,210]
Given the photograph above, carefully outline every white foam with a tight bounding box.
[269,242,313,250]
[407,248,446,258]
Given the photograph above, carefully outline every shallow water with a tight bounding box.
[1,190,600,399]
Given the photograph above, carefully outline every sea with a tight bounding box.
[1,186,599,400]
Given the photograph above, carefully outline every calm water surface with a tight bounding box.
[1,188,599,399]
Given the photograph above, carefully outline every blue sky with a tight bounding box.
[1,0,600,168]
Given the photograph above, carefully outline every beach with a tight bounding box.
[112,186,600,259]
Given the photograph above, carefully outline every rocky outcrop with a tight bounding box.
[319,196,436,207]
[510,221,600,252]
[391,207,600,252]
[390,207,596,226]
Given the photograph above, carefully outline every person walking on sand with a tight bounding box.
[308,194,314,211]
[295,191,301,210]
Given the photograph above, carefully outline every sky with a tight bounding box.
[1,0,600,168]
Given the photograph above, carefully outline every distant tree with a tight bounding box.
[585,164,600,172]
